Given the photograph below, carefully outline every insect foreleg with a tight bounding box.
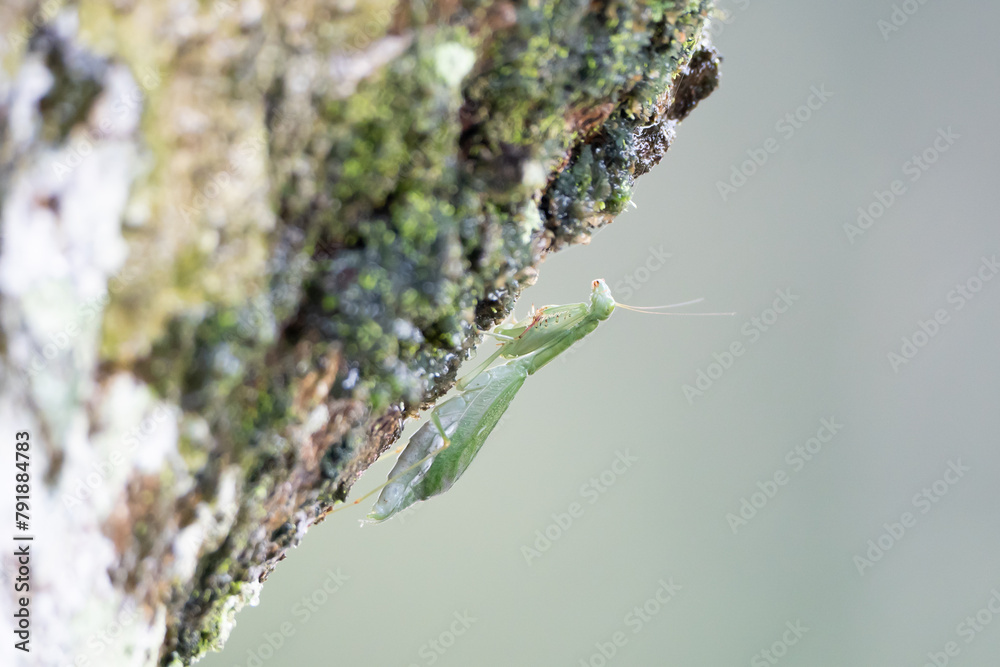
[479,329,518,342]
[430,408,451,445]
[455,345,506,390]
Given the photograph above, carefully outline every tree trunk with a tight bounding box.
[0,1,719,664]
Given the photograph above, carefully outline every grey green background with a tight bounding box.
[202,1,1000,665]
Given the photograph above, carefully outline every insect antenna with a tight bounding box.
[618,297,705,310]
[616,297,735,316]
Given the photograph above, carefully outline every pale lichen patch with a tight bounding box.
[434,41,476,88]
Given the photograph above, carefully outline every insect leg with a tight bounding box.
[479,329,518,342]
[455,344,506,391]
[431,409,451,446]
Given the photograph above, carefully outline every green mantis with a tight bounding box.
[337,279,723,522]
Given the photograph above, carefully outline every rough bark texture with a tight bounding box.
[0,1,719,665]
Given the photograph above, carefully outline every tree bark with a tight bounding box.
[0,1,719,664]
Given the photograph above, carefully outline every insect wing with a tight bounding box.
[367,395,469,521]
[367,360,529,521]
[414,361,528,498]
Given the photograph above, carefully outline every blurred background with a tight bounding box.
[203,1,1000,665]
